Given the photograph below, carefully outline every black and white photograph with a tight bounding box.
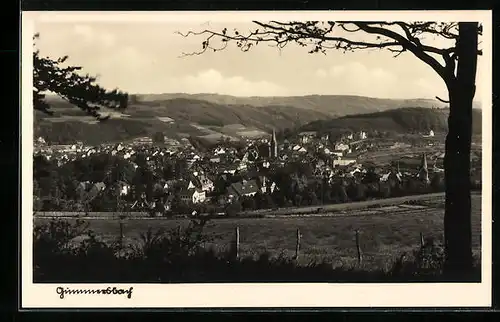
[21,11,492,308]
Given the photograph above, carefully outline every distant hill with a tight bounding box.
[135,93,477,116]
[34,94,481,145]
[35,96,330,144]
[298,107,482,135]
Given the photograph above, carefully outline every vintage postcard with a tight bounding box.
[21,10,492,308]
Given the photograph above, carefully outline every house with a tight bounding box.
[227,180,260,199]
[221,165,238,175]
[179,188,206,204]
[238,160,248,171]
[199,175,214,192]
[187,180,197,190]
[188,154,201,163]
[118,181,131,196]
[256,176,278,194]
[298,131,317,144]
[36,137,47,145]
[91,182,106,193]
[332,150,344,157]
[380,170,403,184]
[149,198,170,217]
[209,157,221,163]
[333,156,357,167]
[163,179,178,192]
[423,129,435,137]
[291,145,307,153]
[134,137,153,145]
[334,142,350,152]
[192,189,206,204]
[214,147,226,155]
[131,193,153,210]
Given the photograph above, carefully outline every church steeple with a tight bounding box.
[418,153,430,184]
[269,128,278,159]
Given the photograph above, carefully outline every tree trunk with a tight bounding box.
[443,22,478,279]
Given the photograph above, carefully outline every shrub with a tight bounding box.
[33,218,480,283]
[389,237,446,278]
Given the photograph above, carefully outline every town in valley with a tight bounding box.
[33,121,482,218]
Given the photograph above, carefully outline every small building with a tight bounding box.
[256,176,278,194]
[227,180,260,199]
[333,156,357,167]
[179,188,206,204]
[298,131,317,144]
[334,142,350,152]
[332,150,344,157]
[133,136,153,145]
[209,157,221,163]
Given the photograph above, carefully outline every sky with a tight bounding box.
[33,19,486,100]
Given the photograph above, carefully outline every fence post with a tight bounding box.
[119,220,124,249]
[234,226,240,260]
[355,229,362,266]
[295,228,301,261]
[420,232,425,248]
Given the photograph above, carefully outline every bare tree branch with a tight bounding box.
[353,22,449,79]
[436,96,450,104]
[177,20,480,84]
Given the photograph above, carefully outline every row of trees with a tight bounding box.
[229,176,445,214]
[33,151,193,212]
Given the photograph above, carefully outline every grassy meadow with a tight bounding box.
[34,194,482,271]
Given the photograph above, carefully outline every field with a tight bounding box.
[34,193,482,270]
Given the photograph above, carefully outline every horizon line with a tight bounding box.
[43,92,482,104]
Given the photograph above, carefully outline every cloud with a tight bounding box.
[315,69,328,78]
[164,69,290,96]
[413,77,447,99]
[72,24,116,47]
[329,65,347,76]
[313,62,404,98]
[92,64,290,96]
[370,67,395,81]
[73,25,93,41]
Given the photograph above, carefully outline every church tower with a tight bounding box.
[418,153,430,184]
[269,129,278,159]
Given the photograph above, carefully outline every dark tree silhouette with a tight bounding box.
[33,33,128,120]
[178,21,482,277]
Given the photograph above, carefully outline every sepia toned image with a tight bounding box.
[21,11,491,308]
